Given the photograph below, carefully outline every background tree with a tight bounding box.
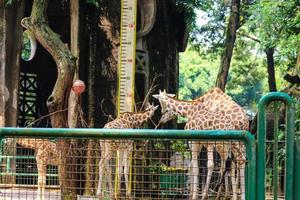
[216,0,240,91]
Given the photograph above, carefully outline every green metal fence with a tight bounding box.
[257,92,296,200]
[0,128,256,200]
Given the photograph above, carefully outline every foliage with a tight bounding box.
[189,0,228,53]
[179,41,267,115]
[239,0,300,87]
[179,46,219,100]
[178,0,300,114]
[226,36,266,112]
[85,0,101,7]
[175,0,213,32]
[21,31,31,61]
[246,0,299,49]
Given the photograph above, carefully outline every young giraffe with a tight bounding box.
[16,138,58,200]
[153,88,249,200]
[97,104,158,199]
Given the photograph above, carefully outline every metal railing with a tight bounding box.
[257,92,295,200]
[0,128,256,200]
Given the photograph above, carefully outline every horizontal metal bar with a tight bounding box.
[0,183,59,188]
[0,172,58,177]
[0,155,35,159]
[0,128,253,141]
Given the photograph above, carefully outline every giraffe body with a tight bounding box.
[153,88,248,200]
[16,139,58,200]
[97,105,158,199]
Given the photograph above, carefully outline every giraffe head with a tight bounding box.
[144,103,159,118]
[152,90,175,113]
[158,109,177,126]
[153,90,177,126]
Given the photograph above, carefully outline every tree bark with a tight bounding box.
[0,0,24,185]
[1,0,24,127]
[21,0,76,199]
[216,0,240,91]
[83,5,98,195]
[0,0,5,127]
[68,0,80,128]
[265,47,277,92]
[68,0,82,197]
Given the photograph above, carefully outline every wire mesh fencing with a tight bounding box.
[0,136,249,200]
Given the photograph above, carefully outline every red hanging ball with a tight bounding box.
[72,80,85,94]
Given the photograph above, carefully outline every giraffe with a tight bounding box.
[153,88,249,200]
[96,104,158,199]
[16,138,58,200]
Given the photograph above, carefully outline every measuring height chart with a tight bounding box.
[117,0,137,114]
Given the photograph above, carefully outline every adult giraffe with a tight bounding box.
[153,88,249,200]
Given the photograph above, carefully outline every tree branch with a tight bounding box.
[21,0,75,127]
[238,31,261,43]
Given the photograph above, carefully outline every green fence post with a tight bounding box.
[294,136,300,199]
[257,92,295,200]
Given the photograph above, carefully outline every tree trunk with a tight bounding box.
[265,47,277,92]
[282,48,300,97]
[21,0,76,199]
[1,0,24,127]
[83,4,98,195]
[0,1,5,127]
[0,0,24,185]
[68,0,80,128]
[216,0,240,91]
[68,0,83,197]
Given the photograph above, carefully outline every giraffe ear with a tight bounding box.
[144,102,152,110]
[153,105,159,111]
[167,93,175,98]
[162,89,175,98]
[152,94,160,99]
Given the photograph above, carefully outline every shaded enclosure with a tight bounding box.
[0,0,188,197]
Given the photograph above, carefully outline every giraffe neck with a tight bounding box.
[17,138,39,150]
[126,111,152,127]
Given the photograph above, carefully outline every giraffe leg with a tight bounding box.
[189,143,200,200]
[230,162,238,200]
[239,163,246,200]
[216,154,226,200]
[216,145,230,200]
[233,143,246,200]
[123,149,132,199]
[97,147,111,199]
[36,155,46,200]
[201,145,214,200]
[224,170,230,200]
[115,150,123,199]
[97,158,105,198]
[106,160,114,200]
